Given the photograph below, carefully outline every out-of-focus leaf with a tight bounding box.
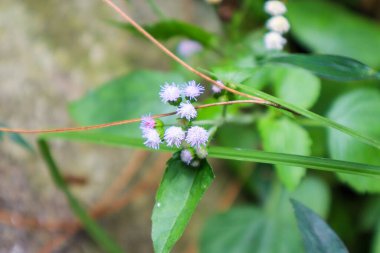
[328,89,380,193]
[113,20,218,47]
[69,70,184,138]
[373,221,380,253]
[41,132,380,177]
[211,67,252,84]
[200,177,330,253]
[271,66,321,109]
[9,133,33,152]
[288,0,380,67]
[291,199,349,253]
[259,117,311,190]
[266,54,378,82]
[152,153,214,253]
[38,140,123,253]
[0,122,33,152]
[236,83,380,149]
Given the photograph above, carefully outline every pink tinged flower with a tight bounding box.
[164,126,185,148]
[159,83,181,104]
[183,81,205,100]
[176,101,197,120]
[212,80,224,94]
[266,16,290,34]
[264,32,287,50]
[177,40,203,58]
[143,129,161,149]
[140,115,155,131]
[180,149,194,165]
[264,1,287,16]
[185,126,209,148]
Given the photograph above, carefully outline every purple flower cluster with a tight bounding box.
[140,80,211,166]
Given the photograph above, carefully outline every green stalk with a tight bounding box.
[38,139,124,253]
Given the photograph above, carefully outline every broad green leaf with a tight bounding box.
[267,54,378,82]
[69,71,184,137]
[328,89,380,193]
[259,117,311,190]
[152,153,214,253]
[200,177,330,253]
[291,199,349,253]
[38,140,123,253]
[40,132,380,177]
[235,83,380,149]
[271,66,321,109]
[288,0,380,67]
[114,20,218,47]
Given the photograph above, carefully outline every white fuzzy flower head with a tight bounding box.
[176,101,197,121]
[266,16,290,34]
[164,126,185,148]
[264,32,287,50]
[177,40,203,58]
[181,149,194,165]
[140,115,155,131]
[184,81,204,100]
[143,129,161,149]
[185,126,209,148]
[212,80,224,94]
[264,1,287,16]
[159,83,181,104]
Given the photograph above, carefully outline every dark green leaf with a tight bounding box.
[291,199,349,253]
[113,20,218,47]
[40,132,380,177]
[288,0,380,67]
[38,139,123,253]
[200,178,330,253]
[152,153,214,253]
[69,70,184,138]
[259,117,311,190]
[266,54,378,81]
[328,89,380,192]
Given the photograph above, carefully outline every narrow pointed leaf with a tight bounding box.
[40,133,380,177]
[152,153,214,253]
[291,199,349,253]
[266,54,378,81]
[235,83,380,149]
[38,139,123,253]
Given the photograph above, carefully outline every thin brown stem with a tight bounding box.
[0,100,259,134]
[102,0,271,105]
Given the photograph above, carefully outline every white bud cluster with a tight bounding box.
[141,81,211,166]
[263,1,290,51]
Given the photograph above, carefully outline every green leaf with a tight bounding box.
[152,153,215,253]
[291,199,349,253]
[288,0,380,67]
[200,177,330,253]
[9,133,34,152]
[38,139,123,253]
[328,89,380,193]
[40,132,380,177]
[235,83,380,149]
[69,70,184,138]
[271,65,321,109]
[267,54,378,82]
[113,19,218,47]
[259,117,311,190]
